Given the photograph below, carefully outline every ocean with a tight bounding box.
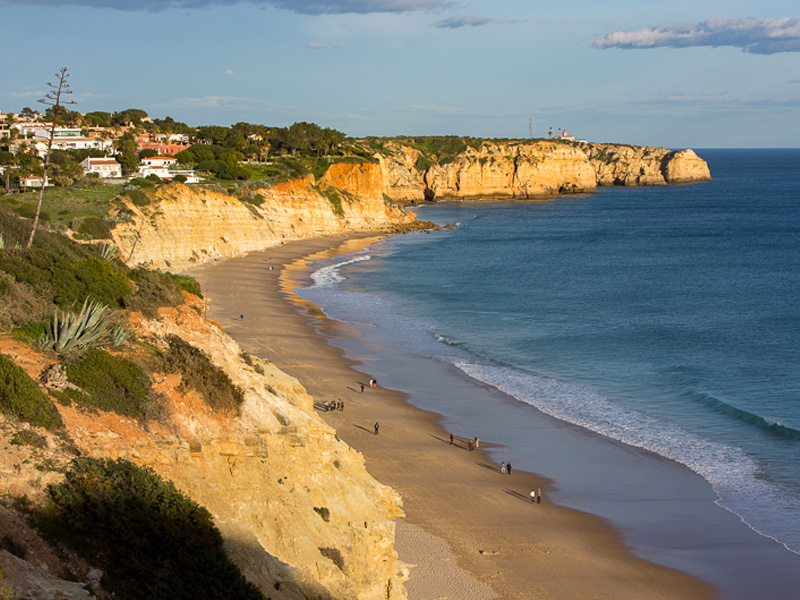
[298,149,800,597]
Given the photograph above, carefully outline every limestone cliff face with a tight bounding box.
[111,177,416,271]
[424,141,596,200]
[584,143,712,186]
[376,140,710,202]
[0,299,408,600]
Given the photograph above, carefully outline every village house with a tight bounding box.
[80,157,122,178]
[140,156,177,169]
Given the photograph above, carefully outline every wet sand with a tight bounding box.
[190,236,717,600]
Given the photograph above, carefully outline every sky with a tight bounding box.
[1,0,799,148]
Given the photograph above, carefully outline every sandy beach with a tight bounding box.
[191,235,717,600]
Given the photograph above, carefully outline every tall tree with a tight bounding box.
[27,67,76,248]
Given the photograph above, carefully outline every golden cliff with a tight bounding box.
[379,140,710,203]
[111,167,417,271]
[0,297,408,600]
[584,144,712,186]
[109,141,709,271]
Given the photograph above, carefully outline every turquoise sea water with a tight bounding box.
[299,149,800,592]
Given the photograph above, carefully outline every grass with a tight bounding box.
[1,185,124,225]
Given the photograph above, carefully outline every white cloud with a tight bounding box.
[594,17,800,55]
[307,42,327,48]
[224,69,234,75]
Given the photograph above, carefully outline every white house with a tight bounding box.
[137,165,172,180]
[140,156,177,169]
[20,175,51,188]
[81,157,122,178]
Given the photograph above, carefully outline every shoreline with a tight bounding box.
[191,235,717,600]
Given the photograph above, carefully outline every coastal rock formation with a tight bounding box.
[423,141,596,200]
[376,139,710,202]
[107,141,709,271]
[0,298,408,600]
[584,143,712,186]
[111,178,416,270]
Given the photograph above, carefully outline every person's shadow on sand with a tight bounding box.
[354,424,374,434]
[503,489,532,503]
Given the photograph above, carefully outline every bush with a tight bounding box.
[11,429,47,449]
[0,354,63,430]
[124,268,184,316]
[0,209,131,311]
[74,217,113,240]
[41,457,264,600]
[63,347,152,417]
[166,273,203,299]
[155,335,244,413]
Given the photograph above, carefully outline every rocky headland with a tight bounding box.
[111,140,710,270]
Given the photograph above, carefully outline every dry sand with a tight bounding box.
[191,235,718,600]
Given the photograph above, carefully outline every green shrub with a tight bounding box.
[63,347,152,417]
[155,335,244,413]
[74,217,113,240]
[11,429,48,449]
[0,237,131,311]
[313,506,330,522]
[124,188,152,206]
[166,273,203,299]
[124,268,184,316]
[41,457,264,600]
[0,354,63,430]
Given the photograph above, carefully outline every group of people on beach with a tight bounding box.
[324,400,344,412]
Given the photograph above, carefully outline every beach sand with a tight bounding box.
[191,236,717,600]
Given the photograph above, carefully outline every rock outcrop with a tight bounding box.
[584,143,711,186]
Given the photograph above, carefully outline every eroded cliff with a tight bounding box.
[378,139,710,202]
[111,170,417,271]
[0,295,408,600]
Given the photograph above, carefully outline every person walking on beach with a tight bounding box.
[360,383,365,393]
[536,488,542,504]
[501,461,506,474]
[450,432,454,445]
[507,461,512,475]
[467,439,474,451]
[374,422,380,435]
[530,489,536,503]
[474,436,479,449]
[370,378,377,388]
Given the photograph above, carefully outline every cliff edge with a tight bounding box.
[0,295,408,600]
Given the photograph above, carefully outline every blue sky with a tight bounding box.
[1,0,799,148]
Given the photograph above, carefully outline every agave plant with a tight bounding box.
[39,299,112,355]
[98,242,119,262]
[110,325,129,347]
